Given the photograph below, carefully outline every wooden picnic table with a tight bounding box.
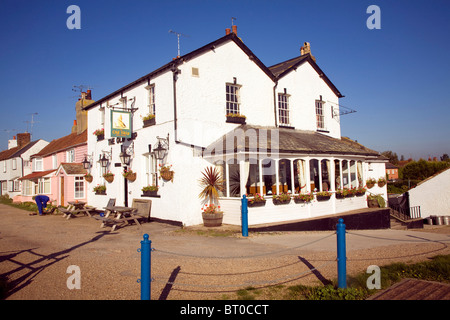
[96,201,151,231]
[59,201,96,220]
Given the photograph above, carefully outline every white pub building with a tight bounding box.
[83,27,387,227]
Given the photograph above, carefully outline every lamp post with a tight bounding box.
[120,148,131,207]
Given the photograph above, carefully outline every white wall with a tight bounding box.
[409,168,450,218]
[277,62,341,139]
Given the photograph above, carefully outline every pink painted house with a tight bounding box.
[20,129,88,206]
[19,91,93,206]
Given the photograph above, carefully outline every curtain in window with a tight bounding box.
[297,160,306,193]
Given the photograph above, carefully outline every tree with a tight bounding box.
[441,153,449,162]
[381,151,399,165]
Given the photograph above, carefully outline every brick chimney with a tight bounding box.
[17,132,31,148]
[232,25,237,36]
[300,42,316,62]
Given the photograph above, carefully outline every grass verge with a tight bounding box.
[222,254,450,300]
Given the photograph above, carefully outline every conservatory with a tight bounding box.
[203,125,387,226]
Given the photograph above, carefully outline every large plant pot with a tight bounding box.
[202,212,223,227]
[247,200,266,207]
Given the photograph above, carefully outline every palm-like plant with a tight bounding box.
[198,166,224,207]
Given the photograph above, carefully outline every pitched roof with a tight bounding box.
[56,163,87,175]
[204,125,381,158]
[19,169,56,181]
[268,53,344,98]
[83,32,343,110]
[83,33,275,111]
[32,130,87,158]
[0,140,41,161]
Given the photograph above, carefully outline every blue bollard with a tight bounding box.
[336,218,347,289]
[140,233,151,300]
[241,195,248,237]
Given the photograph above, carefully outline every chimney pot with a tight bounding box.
[225,28,231,35]
[232,25,237,35]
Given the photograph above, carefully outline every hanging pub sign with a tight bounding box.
[111,110,132,138]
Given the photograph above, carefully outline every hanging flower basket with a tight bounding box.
[103,172,114,183]
[366,178,376,189]
[84,173,93,183]
[377,177,387,188]
[122,169,136,182]
[159,164,174,182]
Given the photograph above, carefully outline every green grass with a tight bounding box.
[223,254,450,300]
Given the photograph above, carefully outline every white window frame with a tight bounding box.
[226,83,241,115]
[74,176,84,199]
[278,93,290,126]
[3,161,6,173]
[146,84,156,115]
[145,153,157,186]
[23,180,33,196]
[66,149,75,163]
[38,177,51,194]
[52,154,57,169]
[315,100,325,130]
[34,158,43,172]
[12,158,17,170]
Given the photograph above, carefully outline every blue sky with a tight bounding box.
[0,0,449,160]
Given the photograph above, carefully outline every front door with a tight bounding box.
[60,176,64,206]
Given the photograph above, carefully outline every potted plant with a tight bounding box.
[272,192,291,205]
[142,114,155,127]
[198,166,224,227]
[226,113,247,124]
[366,178,376,189]
[316,190,332,201]
[377,177,387,188]
[367,194,386,208]
[103,171,114,183]
[142,185,159,197]
[247,193,266,207]
[93,184,106,195]
[159,164,174,182]
[122,169,136,182]
[93,128,105,141]
[84,173,93,183]
[293,192,314,203]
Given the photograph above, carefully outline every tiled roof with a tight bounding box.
[33,130,87,158]
[58,163,87,175]
[269,55,310,77]
[19,169,56,181]
[204,125,381,158]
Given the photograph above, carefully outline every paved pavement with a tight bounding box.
[1,203,449,300]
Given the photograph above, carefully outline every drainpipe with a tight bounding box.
[273,81,278,127]
[171,63,181,144]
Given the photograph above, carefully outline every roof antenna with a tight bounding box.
[231,17,237,26]
[24,113,38,138]
[169,29,190,57]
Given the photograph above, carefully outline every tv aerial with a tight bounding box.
[169,29,190,57]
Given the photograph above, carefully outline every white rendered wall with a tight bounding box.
[409,168,450,218]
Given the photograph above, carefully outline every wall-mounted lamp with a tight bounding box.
[99,154,109,168]
[153,134,169,161]
[119,149,131,166]
[82,156,91,170]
